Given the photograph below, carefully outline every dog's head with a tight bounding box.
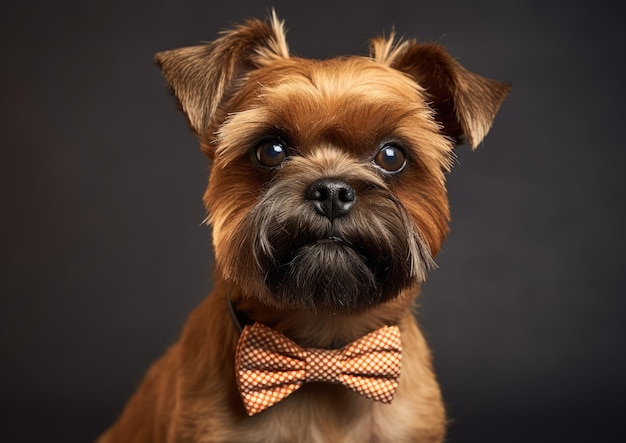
[156,13,509,314]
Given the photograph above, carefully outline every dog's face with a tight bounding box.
[206,58,446,314]
[156,14,509,314]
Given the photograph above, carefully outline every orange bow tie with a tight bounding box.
[234,322,402,415]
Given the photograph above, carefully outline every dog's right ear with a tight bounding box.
[155,11,289,136]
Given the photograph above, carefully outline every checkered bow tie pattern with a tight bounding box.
[234,322,402,415]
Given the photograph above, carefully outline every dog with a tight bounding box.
[98,12,509,443]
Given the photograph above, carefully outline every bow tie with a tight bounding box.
[234,322,402,415]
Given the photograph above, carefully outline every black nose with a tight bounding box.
[305,179,356,221]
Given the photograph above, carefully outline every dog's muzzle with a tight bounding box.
[229,166,435,314]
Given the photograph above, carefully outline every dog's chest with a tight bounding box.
[229,385,416,443]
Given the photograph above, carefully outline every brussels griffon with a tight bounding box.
[98,12,509,443]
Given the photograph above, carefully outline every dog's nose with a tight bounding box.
[305,179,356,221]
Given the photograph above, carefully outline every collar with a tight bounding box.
[227,291,253,333]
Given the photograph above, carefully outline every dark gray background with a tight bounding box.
[2,1,624,442]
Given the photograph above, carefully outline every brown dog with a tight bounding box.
[98,12,509,443]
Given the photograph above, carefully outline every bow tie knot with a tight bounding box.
[306,348,342,382]
[234,322,402,415]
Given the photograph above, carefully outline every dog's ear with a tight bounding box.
[155,11,289,136]
[371,37,510,148]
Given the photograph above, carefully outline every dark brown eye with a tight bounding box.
[374,145,406,173]
[255,140,287,167]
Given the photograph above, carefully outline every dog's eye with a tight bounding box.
[374,145,406,173]
[255,140,287,168]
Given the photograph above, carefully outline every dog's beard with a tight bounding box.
[231,177,435,314]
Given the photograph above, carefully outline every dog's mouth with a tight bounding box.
[315,236,354,248]
[309,236,373,272]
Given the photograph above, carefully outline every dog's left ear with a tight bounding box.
[371,37,510,148]
[155,11,289,137]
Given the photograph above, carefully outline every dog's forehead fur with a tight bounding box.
[214,56,453,178]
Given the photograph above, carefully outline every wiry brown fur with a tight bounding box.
[98,12,509,443]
